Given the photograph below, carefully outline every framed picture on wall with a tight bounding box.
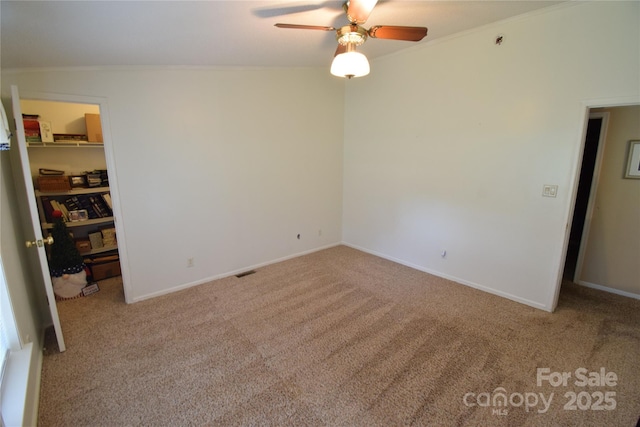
[625,140,640,179]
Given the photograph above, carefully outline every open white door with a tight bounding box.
[10,85,66,352]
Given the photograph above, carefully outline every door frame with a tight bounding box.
[15,89,132,304]
[550,95,640,311]
[571,112,609,284]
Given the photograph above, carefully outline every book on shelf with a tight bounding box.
[102,193,112,210]
[89,195,110,217]
[75,195,97,219]
[22,114,41,142]
[40,195,54,223]
[66,194,111,219]
[53,133,87,142]
[65,196,82,211]
[48,199,69,222]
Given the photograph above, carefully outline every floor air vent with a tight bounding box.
[235,270,256,278]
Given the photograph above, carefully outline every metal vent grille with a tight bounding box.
[235,270,256,278]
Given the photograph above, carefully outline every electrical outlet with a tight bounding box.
[187,258,195,268]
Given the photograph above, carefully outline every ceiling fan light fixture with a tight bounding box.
[336,25,368,46]
[330,46,370,79]
[274,0,428,78]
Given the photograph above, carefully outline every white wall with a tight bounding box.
[579,106,640,297]
[342,1,640,310]
[2,67,344,301]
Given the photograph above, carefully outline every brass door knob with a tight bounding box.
[25,236,54,248]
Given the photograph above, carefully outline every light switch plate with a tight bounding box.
[542,184,558,198]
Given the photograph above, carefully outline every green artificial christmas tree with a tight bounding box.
[49,210,87,298]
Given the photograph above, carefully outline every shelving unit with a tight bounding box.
[35,185,117,254]
[36,186,112,224]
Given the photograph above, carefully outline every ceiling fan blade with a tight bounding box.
[255,4,323,19]
[255,1,344,18]
[368,25,428,42]
[274,23,336,31]
[346,0,378,24]
[334,44,347,57]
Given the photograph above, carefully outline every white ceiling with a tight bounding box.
[1,0,563,70]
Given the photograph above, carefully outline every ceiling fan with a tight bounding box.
[274,0,428,78]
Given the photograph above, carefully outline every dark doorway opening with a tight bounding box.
[563,115,603,281]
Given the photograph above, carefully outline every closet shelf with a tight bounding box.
[35,186,110,197]
[27,141,104,148]
[41,216,114,230]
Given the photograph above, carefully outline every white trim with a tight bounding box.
[131,243,342,303]
[581,96,640,109]
[341,242,550,312]
[0,341,42,427]
[578,281,640,301]
[572,112,609,284]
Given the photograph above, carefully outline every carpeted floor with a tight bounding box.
[38,245,640,426]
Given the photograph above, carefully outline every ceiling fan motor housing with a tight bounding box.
[336,25,368,46]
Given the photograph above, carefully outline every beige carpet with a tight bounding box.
[38,245,640,426]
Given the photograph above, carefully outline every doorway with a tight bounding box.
[563,113,606,282]
[11,86,130,351]
[20,99,124,293]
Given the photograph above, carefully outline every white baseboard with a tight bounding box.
[132,242,342,303]
[24,340,43,427]
[578,280,640,300]
[1,338,43,427]
[341,242,551,312]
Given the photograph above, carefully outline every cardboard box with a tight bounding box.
[85,113,103,143]
[88,232,104,249]
[75,239,92,254]
[37,175,71,192]
[91,260,121,281]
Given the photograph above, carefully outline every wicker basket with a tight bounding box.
[37,176,71,192]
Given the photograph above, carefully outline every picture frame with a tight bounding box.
[39,121,54,143]
[69,209,89,222]
[70,175,87,188]
[625,140,640,179]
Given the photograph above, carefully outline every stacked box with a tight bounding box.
[75,239,92,254]
[91,261,121,280]
[38,176,71,192]
[23,114,41,142]
[85,114,103,142]
[101,227,116,247]
[89,232,104,249]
